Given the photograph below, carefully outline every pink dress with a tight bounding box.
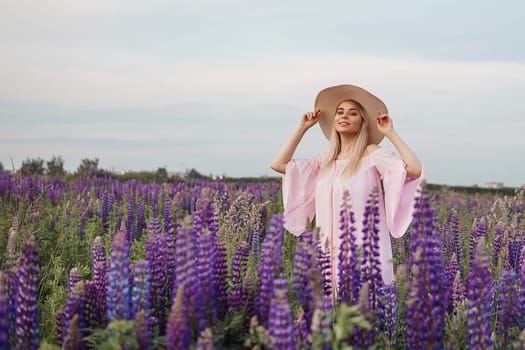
[282,147,422,286]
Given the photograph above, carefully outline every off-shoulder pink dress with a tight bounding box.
[282,147,422,286]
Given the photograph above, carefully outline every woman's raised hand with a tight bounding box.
[376,112,394,136]
[301,109,321,131]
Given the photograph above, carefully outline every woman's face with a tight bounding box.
[334,100,363,135]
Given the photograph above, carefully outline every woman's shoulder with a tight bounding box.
[363,144,381,157]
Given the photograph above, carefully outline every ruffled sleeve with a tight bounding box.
[371,147,424,238]
[282,153,324,236]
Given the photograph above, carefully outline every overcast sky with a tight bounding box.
[1,0,524,186]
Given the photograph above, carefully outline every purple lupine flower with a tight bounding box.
[316,241,333,297]
[450,271,466,314]
[101,191,111,233]
[14,237,40,350]
[310,294,333,350]
[146,217,168,329]
[338,190,361,305]
[0,272,9,350]
[519,246,525,328]
[496,268,519,348]
[166,284,190,350]
[91,236,107,328]
[493,224,505,266]
[83,281,98,330]
[63,314,85,350]
[293,230,315,332]
[509,237,522,271]
[195,328,214,350]
[446,253,461,313]
[135,310,152,350]
[62,281,86,345]
[126,193,136,242]
[257,214,284,326]
[229,242,250,312]
[467,238,493,350]
[405,191,447,350]
[447,208,462,263]
[469,218,487,264]
[106,229,132,321]
[360,189,383,313]
[68,267,82,293]
[215,240,229,318]
[377,283,397,348]
[268,278,296,350]
[55,309,65,345]
[136,198,146,239]
[131,260,152,319]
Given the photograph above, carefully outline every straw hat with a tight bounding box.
[314,84,388,144]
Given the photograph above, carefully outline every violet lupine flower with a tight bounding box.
[467,238,493,350]
[446,208,461,263]
[450,271,466,314]
[496,268,519,348]
[257,214,284,326]
[146,217,168,329]
[446,253,461,313]
[14,237,40,350]
[131,260,152,319]
[166,284,191,350]
[338,190,361,305]
[310,294,333,350]
[268,278,297,350]
[316,242,333,297]
[509,237,522,271]
[126,194,136,242]
[106,229,132,321]
[135,309,152,350]
[215,241,229,318]
[63,314,85,350]
[377,283,397,347]
[101,191,111,233]
[493,224,505,266]
[360,189,383,313]
[91,236,107,328]
[229,242,250,312]
[195,328,214,350]
[293,230,315,332]
[469,218,487,264]
[83,281,98,330]
[0,272,9,350]
[62,281,86,345]
[405,191,447,350]
[55,309,65,345]
[68,267,82,293]
[519,246,525,328]
[136,198,146,239]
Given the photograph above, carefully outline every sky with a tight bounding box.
[1,0,524,187]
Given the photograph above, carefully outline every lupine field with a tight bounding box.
[0,171,524,349]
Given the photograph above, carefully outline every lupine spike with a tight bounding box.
[106,229,131,321]
[14,237,40,350]
[0,272,9,350]
[166,283,190,350]
[467,238,493,350]
[268,278,297,350]
[229,242,250,312]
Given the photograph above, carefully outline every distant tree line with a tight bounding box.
[3,156,219,183]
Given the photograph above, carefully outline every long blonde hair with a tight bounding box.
[318,99,369,178]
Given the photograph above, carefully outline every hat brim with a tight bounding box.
[314,84,387,144]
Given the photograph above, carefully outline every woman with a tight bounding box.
[270,84,423,288]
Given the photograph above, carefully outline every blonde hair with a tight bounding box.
[318,99,369,178]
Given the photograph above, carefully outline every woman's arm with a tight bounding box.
[270,110,320,174]
[376,112,422,179]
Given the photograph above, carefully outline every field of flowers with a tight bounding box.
[0,171,524,349]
